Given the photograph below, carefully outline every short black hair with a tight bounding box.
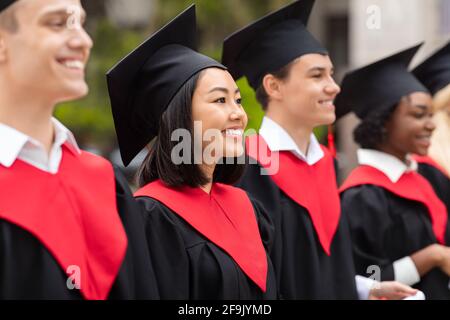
[137,70,245,188]
[255,60,295,110]
[353,103,397,149]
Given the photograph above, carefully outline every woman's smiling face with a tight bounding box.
[383,92,436,157]
[191,67,248,162]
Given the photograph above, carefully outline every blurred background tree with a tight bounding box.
[55,0,325,159]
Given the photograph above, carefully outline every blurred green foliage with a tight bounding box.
[55,0,326,153]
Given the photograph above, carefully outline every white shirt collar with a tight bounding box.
[52,117,80,153]
[0,124,28,168]
[357,149,418,183]
[259,116,324,165]
[0,117,80,171]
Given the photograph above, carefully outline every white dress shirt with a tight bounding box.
[0,118,80,174]
[357,148,421,286]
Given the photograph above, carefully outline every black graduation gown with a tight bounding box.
[237,159,359,300]
[0,165,159,300]
[103,166,159,300]
[340,168,450,300]
[136,194,277,300]
[417,163,450,243]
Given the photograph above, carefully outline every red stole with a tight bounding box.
[245,134,341,256]
[0,144,128,299]
[340,165,447,244]
[135,180,268,292]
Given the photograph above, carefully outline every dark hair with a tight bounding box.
[0,4,19,33]
[255,60,295,110]
[353,103,397,149]
[137,70,245,188]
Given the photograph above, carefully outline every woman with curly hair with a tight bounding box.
[338,44,450,299]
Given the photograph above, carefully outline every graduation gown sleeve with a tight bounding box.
[418,163,450,213]
[236,161,284,288]
[247,194,275,257]
[107,166,160,299]
[0,219,83,299]
[340,185,396,281]
[418,163,450,245]
[137,196,191,299]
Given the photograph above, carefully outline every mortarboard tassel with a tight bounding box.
[327,124,337,158]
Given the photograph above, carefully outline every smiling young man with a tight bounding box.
[0,0,158,299]
[223,0,419,300]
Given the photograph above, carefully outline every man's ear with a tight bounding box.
[262,73,283,101]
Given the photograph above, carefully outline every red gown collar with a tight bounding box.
[340,165,447,244]
[0,145,128,299]
[135,180,268,292]
[246,134,341,256]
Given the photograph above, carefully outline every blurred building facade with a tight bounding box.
[106,0,156,28]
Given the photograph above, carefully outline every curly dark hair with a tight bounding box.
[353,104,397,149]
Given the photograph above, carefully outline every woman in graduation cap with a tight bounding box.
[337,44,450,299]
[222,0,418,300]
[107,5,277,300]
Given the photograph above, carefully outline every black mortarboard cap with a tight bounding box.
[222,0,327,90]
[107,5,226,166]
[335,44,429,120]
[412,41,450,95]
